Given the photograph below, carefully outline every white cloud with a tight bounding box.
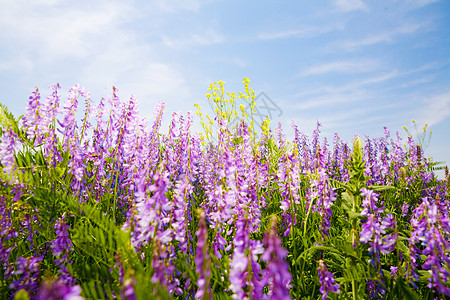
[0,0,135,61]
[161,28,225,48]
[380,76,433,92]
[334,23,426,51]
[293,90,369,110]
[295,61,443,107]
[417,92,450,127]
[341,35,392,50]
[205,56,248,68]
[294,70,399,100]
[346,71,399,88]
[258,24,341,40]
[152,0,208,12]
[334,0,369,12]
[0,0,193,113]
[301,60,380,76]
[404,0,440,9]
[77,34,191,113]
[0,54,34,73]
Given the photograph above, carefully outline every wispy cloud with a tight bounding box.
[379,76,433,92]
[346,71,399,88]
[0,0,194,114]
[417,92,450,126]
[152,0,208,12]
[333,23,426,51]
[258,24,340,40]
[294,70,399,99]
[295,61,444,103]
[405,0,440,9]
[161,28,225,48]
[0,54,34,73]
[333,0,369,12]
[300,60,380,76]
[205,56,248,68]
[293,90,369,110]
[0,0,135,61]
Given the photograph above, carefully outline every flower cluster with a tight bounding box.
[317,259,340,300]
[261,216,292,300]
[51,213,76,286]
[359,188,397,297]
[408,197,450,296]
[195,210,211,300]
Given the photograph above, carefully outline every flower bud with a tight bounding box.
[399,167,406,182]
[353,136,363,154]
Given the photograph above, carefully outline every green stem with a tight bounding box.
[303,194,315,237]
[352,279,357,300]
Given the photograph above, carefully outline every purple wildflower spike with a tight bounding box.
[36,84,62,166]
[408,197,450,296]
[261,216,292,300]
[51,213,76,286]
[120,277,137,300]
[125,168,172,250]
[317,259,340,300]
[22,86,42,143]
[10,256,42,297]
[0,129,19,182]
[229,214,265,299]
[38,279,84,300]
[151,238,181,296]
[172,175,192,252]
[359,188,397,297]
[194,210,211,300]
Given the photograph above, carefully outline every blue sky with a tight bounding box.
[0,0,449,173]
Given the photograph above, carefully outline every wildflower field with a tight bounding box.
[0,79,449,299]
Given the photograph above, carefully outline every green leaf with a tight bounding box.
[369,185,395,191]
[347,210,362,220]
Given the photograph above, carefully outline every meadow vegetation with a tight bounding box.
[0,79,449,299]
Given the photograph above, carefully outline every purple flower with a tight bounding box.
[359,189,397,297]
[124,169,172,250]
[57,84,80,149]
[51,213,76,286]
[360,188,383,216]
[0,129,19,182]
[151,237,181,296]
[359,190,396,258]
[315,169,337,237]
[229,214,265,299]
[51,213,73,257]
[120,277,137,300]
[172,176,192,252]
[401,203,410,217]
[37,280,84,300]
[148,101,165,167]
[409,197,450,296]
[261,216,292,300]
[57,85,88,183]
[194,210,211,300]
[22,86,42,143]
[39,84,62,165]
[390,266,398,277]
[10,256,42,297]
[317,259,340,300]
